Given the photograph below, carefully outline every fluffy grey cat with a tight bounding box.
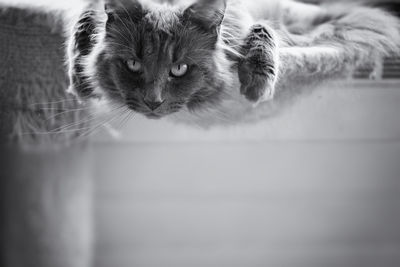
[67,0,400,125]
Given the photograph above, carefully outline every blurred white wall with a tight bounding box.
[92,81,400,267]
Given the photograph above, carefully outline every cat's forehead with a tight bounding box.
[143,3,181,33]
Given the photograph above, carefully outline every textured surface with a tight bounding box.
[0,5,93,267]
[0,7,88,146]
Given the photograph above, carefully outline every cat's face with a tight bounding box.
[95,0,227,119]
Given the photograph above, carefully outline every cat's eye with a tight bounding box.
[126,59,142,72]
[170,64,188,78]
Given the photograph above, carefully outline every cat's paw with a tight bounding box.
[238,24,279,104]
[238,56,276,103]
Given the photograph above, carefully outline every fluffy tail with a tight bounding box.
[279,2,400,85]
[329,4,400,57]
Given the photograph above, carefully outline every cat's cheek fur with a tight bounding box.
[94,59,125,104]
[169,69,201,95]
[109,65,141,98]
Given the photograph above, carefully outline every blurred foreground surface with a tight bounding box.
[93,81,400,267]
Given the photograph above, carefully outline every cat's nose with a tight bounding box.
[143,99,164,111]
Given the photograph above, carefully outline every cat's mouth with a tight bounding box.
[127,101,183,119]
[143,108,182,119]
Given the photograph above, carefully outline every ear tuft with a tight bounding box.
[184,0,227,30]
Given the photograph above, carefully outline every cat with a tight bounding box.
[67,0,400,125]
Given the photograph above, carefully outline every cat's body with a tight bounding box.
[67,0,400,126]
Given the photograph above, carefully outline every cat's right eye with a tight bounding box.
[126,59,142,72]
[170,63,188,78]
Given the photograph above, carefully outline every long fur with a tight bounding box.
[171,0,400,126]
[66,0,400,127]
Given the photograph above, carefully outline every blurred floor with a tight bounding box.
[93,81,400,267]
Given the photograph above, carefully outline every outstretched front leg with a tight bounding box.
[238,22,280,103]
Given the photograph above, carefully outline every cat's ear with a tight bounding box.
[183,0,227,30]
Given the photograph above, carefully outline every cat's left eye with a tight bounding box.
[126,59,142,72]
[170,64,188,78]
